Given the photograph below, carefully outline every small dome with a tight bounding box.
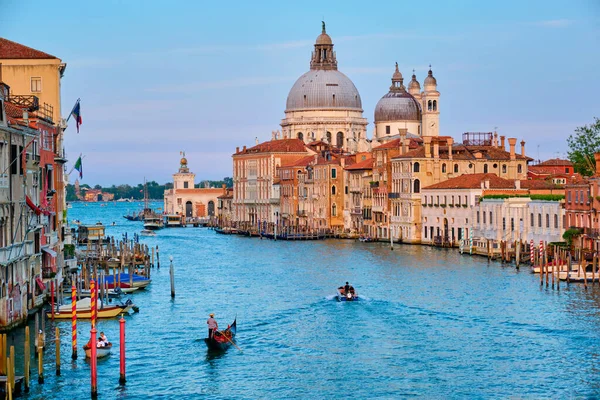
[392,62,402,81]
[424,68,437,86]
[316,33,332,45]
[374,91,421,122]
[408,73,420,91]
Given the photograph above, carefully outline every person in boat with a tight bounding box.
[99,332,109,346]
[207,313,218,339]
[344,282,351,294]
[96,338,105,348]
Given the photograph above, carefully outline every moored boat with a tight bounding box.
[204,319,237,351]
[140,229,156,237]
[104,273,151,289]
[83,342,112,358]
[143,215,164,230]
[47,298,134,319]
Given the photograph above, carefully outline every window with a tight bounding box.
[502,165,507,173]
[336,132,344,148]
[554,214,558,229]
[386,125,390,134]
[538,214,542,228]
[428,100,432,111]
[326,132,332,143]
[565,168,569,173]
[413,179,420,193]
[345,186,348,194]
[530,213,534,227]
[433,100,437,111]
[568,191,572,203]
[0,100,3,122]
[442,163,446,173]
[331,185,336,195]
[489,212,493,224]
[332,204,337,217]
[511,218,514,231]
[484,164,488,173]
[477,211,480,224]
[483,212,486,224]
[297,132,303,141]
[414,162,420,173]
[502,218,506,230]
[31,77,42,92]
[331,168,337,179]
[518,164,522,173]
[575,191,579,203]
[454,164,458,173]
[546,214,550,228]
[183,182,189,189]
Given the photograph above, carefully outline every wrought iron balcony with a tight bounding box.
[8,95,39,111]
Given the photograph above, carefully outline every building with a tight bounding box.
[163,155,227,219]
[373,64,439,144]
[280,23,369,153]
[344,154,373,233]
[82,189,114,202]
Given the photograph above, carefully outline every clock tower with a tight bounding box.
[422,67,440,137]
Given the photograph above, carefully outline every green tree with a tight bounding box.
[567,117,600,176]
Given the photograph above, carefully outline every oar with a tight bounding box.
[218,330,242,352]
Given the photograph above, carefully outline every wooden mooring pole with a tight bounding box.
[170,256,175,298]
[119,315,126,385]
[24,326,30,392]
[55,327,61,376]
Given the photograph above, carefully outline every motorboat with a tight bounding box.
[140,229,156,237]
[337,285,358,301]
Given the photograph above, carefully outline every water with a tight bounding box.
[9,201,600,398]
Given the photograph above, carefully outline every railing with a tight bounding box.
[298,210,307,217]
[372,206,384,213]
[8,95,39,111]
[389,192,400,199]
[0,174,8,188]
[38,102,54,122]
[0,240,35,264]
[351,207,361,214]
[370,181,379,188]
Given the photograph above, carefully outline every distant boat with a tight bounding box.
[140,229,156,237]
[143,215,164,230]
[67,203,73,209]
[336,285,358,302]
[204,319,237,351]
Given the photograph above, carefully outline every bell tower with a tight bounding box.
[173,152,195,190]
[422,66,440,137]
[310,21,337,71]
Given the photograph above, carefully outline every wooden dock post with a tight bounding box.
[515,240,520,269]
[593,254,597,286]
[567,253,571,285]
[34,315,39,350]
[24,327,30,392]
[156,246,160,269]
[169,256,175,298]
[6,356,11,400]
[119,315,126,385]
[55,327,61,376]
[151,247,155,268]
[0,333,5,376]
[9,345,15,394]
[37,331,44,384]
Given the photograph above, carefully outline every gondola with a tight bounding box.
[204,319,237,351]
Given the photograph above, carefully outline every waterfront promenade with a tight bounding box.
[10,202,600,398]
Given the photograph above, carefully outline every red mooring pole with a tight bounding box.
[71,285,77,359]
[90,279,97,398]
[119,315,126,385]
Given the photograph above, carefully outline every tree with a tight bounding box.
[567,117,600,176]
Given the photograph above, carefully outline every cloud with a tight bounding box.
[146,76,293,93]
[530,19,574,28]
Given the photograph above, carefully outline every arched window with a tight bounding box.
[545,214,549,228]
[336,132,344,148]
[297,132,303,141]
[428,100,432,111]
[518,164,522,173]
[538,214,542,228]
[502,165,507,173]
[454,164,459,173]
[530,213,534,227]
[331,185,336,195]
[484,164,488,173]
[413,179,420,193]
[414,162,420,173]
[433,100,437,111]
[489,212,493,224]
[554,214,558,229]
[442,163,446,173]
[332,203,337,217]
[326,131,332,143]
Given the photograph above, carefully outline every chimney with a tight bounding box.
[399,128,407,154]
[447,137,454,161]
[500,136,505,150]
[520,140,526,157]
[515,180,521,190]
[433,139,439,159]
[271,131,276,140]
[236,146,240,153]
[243,145,246,152]
[493,132,498,147]
[508,138,517,160]
[424,136,432,158]
[595,153,600,175]
[256,137,259,145]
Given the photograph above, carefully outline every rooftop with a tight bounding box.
[423,173,515,190]
[0,38,57,59]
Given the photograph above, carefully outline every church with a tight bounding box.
[280,22,439,150]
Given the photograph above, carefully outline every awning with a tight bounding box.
[35,277,46,291]
[42,247,57,258]
[26,195,51,216]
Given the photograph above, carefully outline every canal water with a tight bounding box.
[9,201,600,398]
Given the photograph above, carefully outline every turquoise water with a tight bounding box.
[10,201,600,398]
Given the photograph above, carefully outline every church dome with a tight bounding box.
[316,32,332,45]
[374,64,421,122]
[408,73,420,91]
[374,91,421,122]
[286,69,362,111]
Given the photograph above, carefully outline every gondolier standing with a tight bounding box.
[207,313,218,339]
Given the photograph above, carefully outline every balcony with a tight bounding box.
[369,181,379,188]
[64,258,78,272]
[269,197,279,204]
[46,231,59,246]
[351,207,362,215]
[389,192,400,199]
[372,206,384,213]
[8,94,39,111]
[298,210,308,217]
[0,240,35,265]
[349,186,361,193]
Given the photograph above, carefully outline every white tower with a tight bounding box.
[421,67,440,137]
[173,152,195,190]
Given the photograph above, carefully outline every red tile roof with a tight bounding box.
[537,158,572,166]
[424,173,515,190]
[519,179,564,189]
[4,101,24,118]
[0,38,57,59]
[345,158,373,170]
[235,139,309,155]
[282,155,315,168]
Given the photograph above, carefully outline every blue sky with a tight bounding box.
[1,0,599,185]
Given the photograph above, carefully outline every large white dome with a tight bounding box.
[285,69,362,112]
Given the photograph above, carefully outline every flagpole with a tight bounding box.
[65,98,80,122]
[67,153,83,176]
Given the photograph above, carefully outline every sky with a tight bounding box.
[1,0,599,186]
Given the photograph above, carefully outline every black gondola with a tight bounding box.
[204,319,237,351]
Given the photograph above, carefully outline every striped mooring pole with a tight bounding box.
[530,239,534,265]
[71,285,77,359]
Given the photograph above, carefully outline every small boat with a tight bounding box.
[47,298,134,319]
[104,273,151,289]
[62,286,138,298]
[358,236,373,242]
[337,286,358,302]
[204,319,237,351]
[215,227,238,235]
[140,229,156,237]
[83,342,112,359]
[143,215,164,230]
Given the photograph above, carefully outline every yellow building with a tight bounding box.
[0,38,66,122]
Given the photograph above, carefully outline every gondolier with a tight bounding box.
[207,313,218,339]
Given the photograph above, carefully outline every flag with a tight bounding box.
[71,100,82,133]
[74,156,83,179]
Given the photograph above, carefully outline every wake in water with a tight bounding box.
[325,294,370,302]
